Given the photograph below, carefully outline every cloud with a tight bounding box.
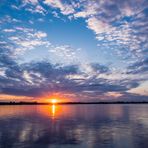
[0,39,146,100]
[127,58,148,74]
[23,0,38,5]
[86,17,112,34]
[49,45,80,64]
[44,0,75,15]
[34,31,47,38]
[1,24,80,65]
[3,29,15,32]
[0,15,22,24]
[19,0,47,15]
[26,5,46,15]
[0,44,146,100]
[74,1,99,18]
[0,0,147,101]
[4,0,147,63]
[41,0,147,62]
[5,27,50,55]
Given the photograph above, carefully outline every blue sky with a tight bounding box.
[0,0,147,102]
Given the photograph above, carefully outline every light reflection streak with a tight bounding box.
[51,105,56,118]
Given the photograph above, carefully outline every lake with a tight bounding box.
[0,104,148,148]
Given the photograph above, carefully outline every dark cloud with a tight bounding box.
[118,92,148,102]
[0,47,146,100]
[127,58,148,74]
[91,63,109,74]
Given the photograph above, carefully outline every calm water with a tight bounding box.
[0,104,148,148]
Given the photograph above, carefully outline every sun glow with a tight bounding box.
[51,99,57,104]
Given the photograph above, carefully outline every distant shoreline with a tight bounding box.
[0,101,148,105]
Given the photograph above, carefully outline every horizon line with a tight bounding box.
[0,101,148,105]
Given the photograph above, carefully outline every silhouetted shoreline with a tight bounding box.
[0,101,148,105]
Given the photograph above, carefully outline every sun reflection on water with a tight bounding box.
[51,105,56,118]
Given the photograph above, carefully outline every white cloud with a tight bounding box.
[52,11,60,18]
[122,6,134,16]
[34,31,47,38]
[8,27,50,55]
[49,45,80,64]
[21,0,46,15]
[0,15,21,24]
[74,1,99,18]
[44,0,75,15]
[3,29,15,32]
[23,71,34,84]
[0,68,6,77]
[23,0,38,5]
[86,17,112,34]
[41,0,146,62]
[129,81,148,96]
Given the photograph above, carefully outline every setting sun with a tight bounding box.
[51,99,57,104]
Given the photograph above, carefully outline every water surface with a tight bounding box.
[0,104,148,148]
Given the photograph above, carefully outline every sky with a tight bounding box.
[0,0,148,102]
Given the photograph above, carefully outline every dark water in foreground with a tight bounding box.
[0,105,148,148]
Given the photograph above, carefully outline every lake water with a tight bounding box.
[0,104,148,148]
